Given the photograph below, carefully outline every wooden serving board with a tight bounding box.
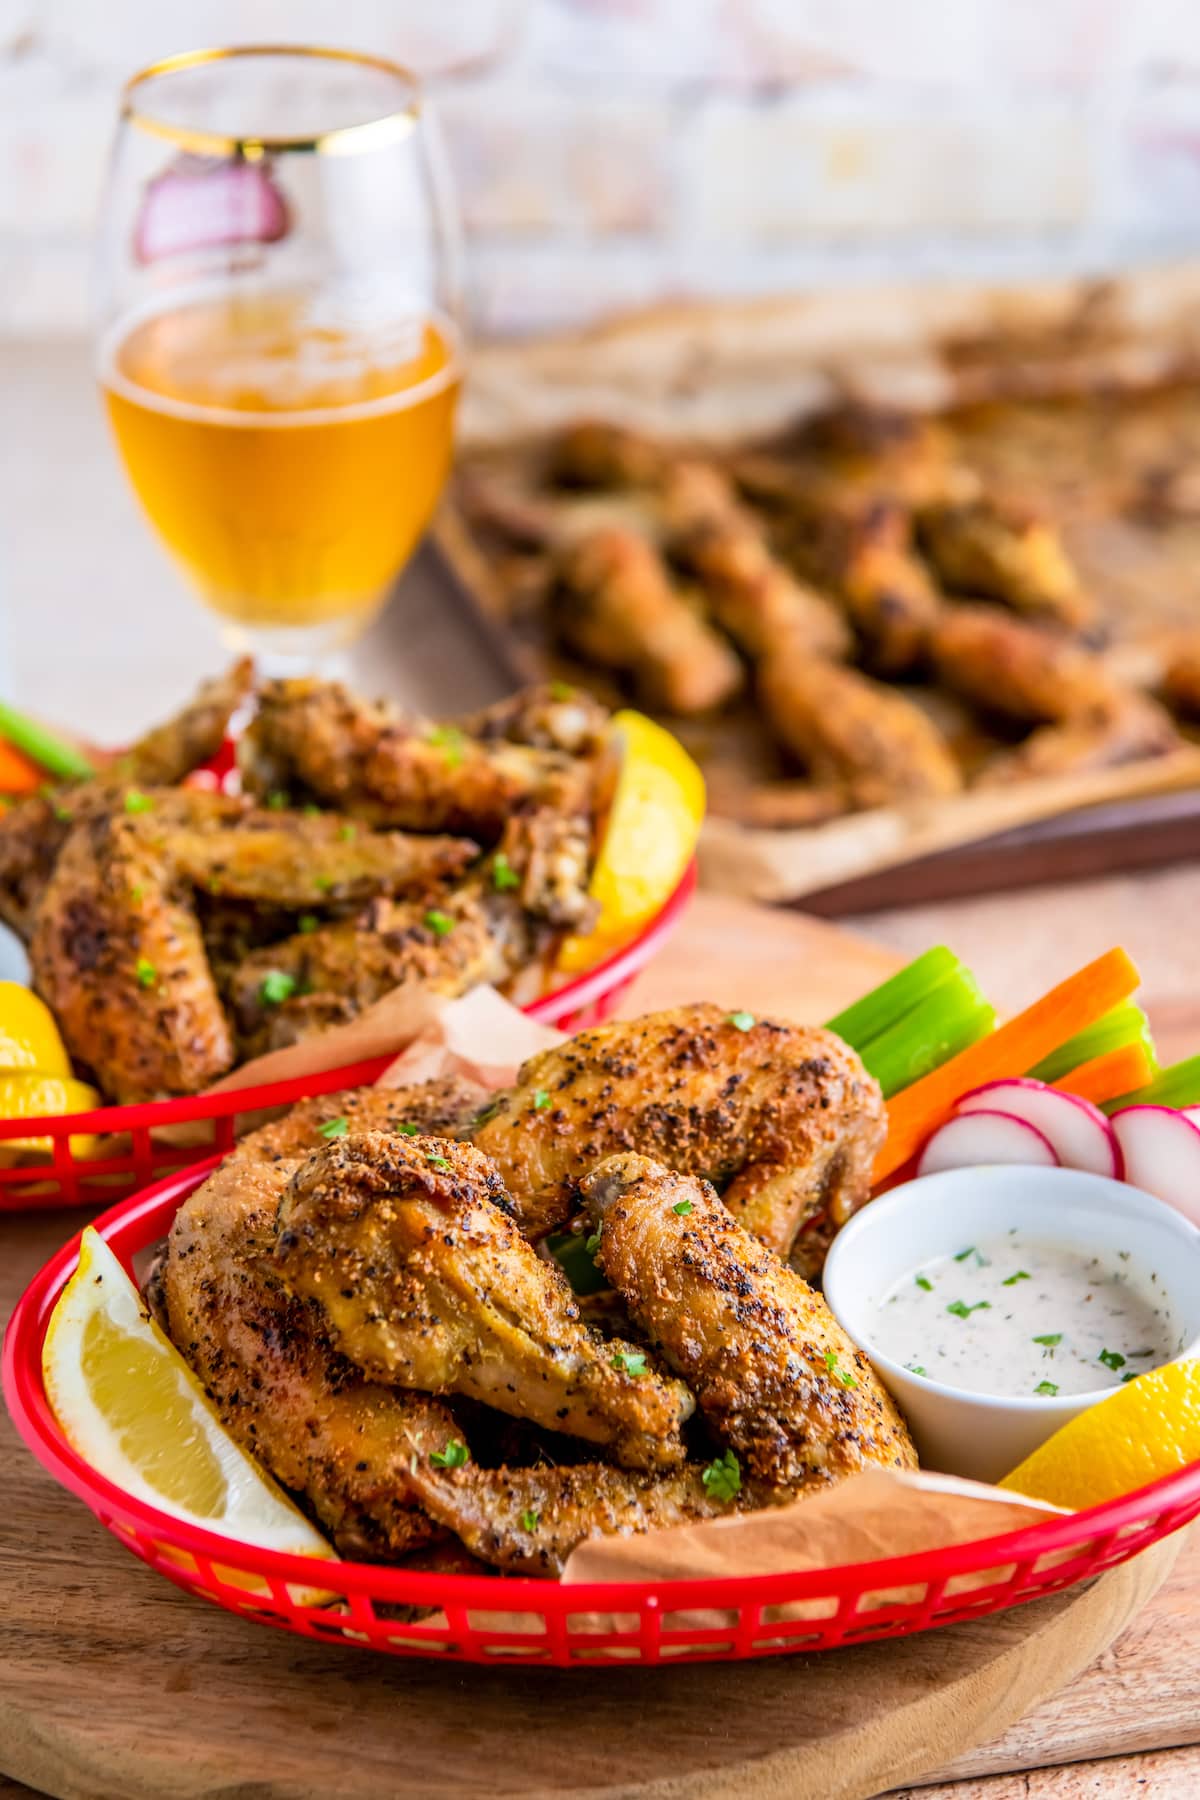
[1,894,1198,1800]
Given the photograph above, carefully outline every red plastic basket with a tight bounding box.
[0,860,696,1214]
[6,1159,1200,1669]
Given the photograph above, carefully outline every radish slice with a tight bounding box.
[1110,1106,1200,1226]
[956,1078,1120,1178]
[917,1110,1060,1178]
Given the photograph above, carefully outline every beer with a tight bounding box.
[101,288,460,634]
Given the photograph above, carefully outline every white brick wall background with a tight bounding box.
[3,0,1200,338]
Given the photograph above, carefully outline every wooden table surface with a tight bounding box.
[5,338,1200,1795]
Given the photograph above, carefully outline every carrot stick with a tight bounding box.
[874,947,1141,1182]
[1053,1042,1156,1108]
[0,736,43,795]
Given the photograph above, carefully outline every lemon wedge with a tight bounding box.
[0,1071,102,1161]
[1000,1359,1200,1509]
[43,1228,337,1584]
[557,709,704,974]
[0,981,72,1077]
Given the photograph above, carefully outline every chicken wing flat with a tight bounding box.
[0,658,254,940]
[272,1131,693,1470]
[163,1076,485,1560]
[554,527,743,716]
[757,651,962,807]
[814,501,943,676]
[918,498,1093,632]
[930,604,1115,725]
[978,692,1180,785]
[470,1002,884,1263]
[239,677,601,841]
[674,516,852,664]
[31,806,235,1101]
[582,1153,916,1490]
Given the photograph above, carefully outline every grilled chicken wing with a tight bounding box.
[674,516,852,664]
[757,651,962,807]
[0,658,254,940]
[931,605,1115,725]
[272,1131,693,1470]
[918,498,1092,632]
[582,1153,916,1490]
[470,1003,884,1269]
[240,677,600,841]
[554,527,743,716]
[163,1077,485,1560]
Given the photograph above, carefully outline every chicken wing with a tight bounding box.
[978,692,1180,784]
[272,1131,694,1471]
[470,1002,884,1266]
[163,1076,485,1560]
[673,516,852,664]
[455,682,610,757]
[918,498,1093,632]
[553,527,743,716]
[931,605,1115,726]
[582,1153,916,1490]
[815,501,943,676]
[0,658,254,940]
[757,651,962,807]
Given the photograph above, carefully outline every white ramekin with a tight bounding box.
[822,1165,1200,1483]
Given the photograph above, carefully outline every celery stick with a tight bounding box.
[1028,1003,1157,1085]
[1102,1053,1200,1116]
[859,978,996,1099]
[0,701,94,782]
[826,946,963,1051]
[547,1230,609,1296]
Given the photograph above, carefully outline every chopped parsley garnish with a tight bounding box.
[915,1274,933,1292]
[427,725,465,768]
[135,956,157,989]
[1003,1270,1032,1286]
[611,1351,648,1378]
[727,1010,755,1032]
[532,1088,551,1110]
[426,1154,452,1172]
[318,1116,349,1140]
[123,789,154,814]
[954,1246,976,1262]
[267,789,289,810]
[584,1229,602,1256]
[297,914,319,934]
[491,851,521,892]
[302,803,322,818]
[396,1122,420,1136]
[1034,1380,1059,1397]
[339,822,356,842]
[672,1199,693,1216]
[259,970,297,1006]
[429,1440,469,1469]
[906,1363,928,1377]
[424,908,455,938]
[520,1510,540,1532]
[129,884,145,904]
[1122,1371,1139,1383]
[1099,1348,1127,1371]
[824,1350,858,1389]
[1033,1333,1062,1348]
[701,1449,741,1503]
[549,681,574,701]
[947,1299,990,1319]
[41,785,74,823]
[314,874,335,892]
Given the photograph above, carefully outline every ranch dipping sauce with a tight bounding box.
[871,1229,1183,1399]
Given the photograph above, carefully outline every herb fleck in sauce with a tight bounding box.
[873,1232,1181,1398]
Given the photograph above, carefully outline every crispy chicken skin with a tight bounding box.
[167,811,477,907]
[582,1154,916,1489]
[240,677,599,841]
[757,651,962,807]
[918,498,1093,633]
[931,605,1115,725]
[272,1131,694,1471]
[554,527,743,715]
[163,1077,486,1560]
[470,1003,884,1264]
[0,658,254,941]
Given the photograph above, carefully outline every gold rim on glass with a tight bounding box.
[121,44,421,159]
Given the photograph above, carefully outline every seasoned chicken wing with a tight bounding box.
[470,1003,884,1269]
[918,498,1093,632]
[674,516,852,664]
[816,501,943,676]
[757,651,962,808]
[554,527,743,716]
[0,658,254,940]
[163,1077,486,1560]
[582,1153,916,1490]
[272,1131,693,1470]
[979,692,1180,784]
[931,604,1115,725]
